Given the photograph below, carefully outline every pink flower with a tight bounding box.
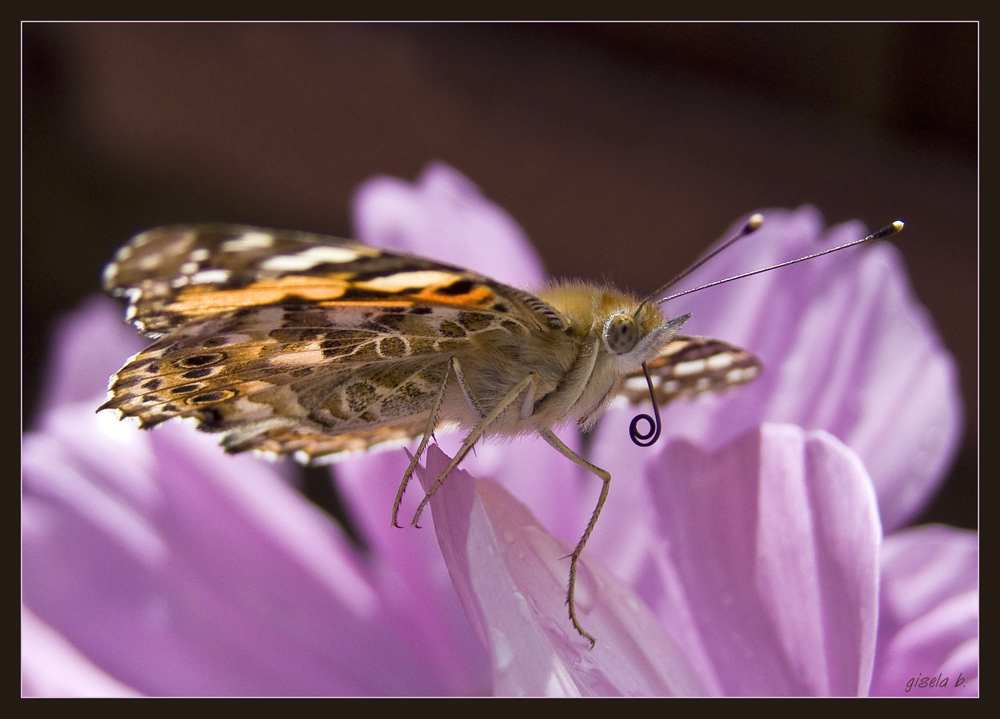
[22,163,975,696]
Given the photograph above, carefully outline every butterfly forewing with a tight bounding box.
[103,225,558,337]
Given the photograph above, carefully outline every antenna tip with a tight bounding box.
[747,213,764,231]
[870,220,905,240]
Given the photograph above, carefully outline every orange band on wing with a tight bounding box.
[168,276,353,314]
[166,273,496,315]
[410,285,494,307]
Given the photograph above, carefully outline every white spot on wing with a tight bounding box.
[707,353,734,370]
[355,270,458,292]
[102,263,119,285]
[131,232,154,248]
[269,349,326,366]
[726,366,760,384]
[624,376,648,392]
[259,246,363,271]
[221,232,276,253]
[673,358,707,376]
[190,269,231,284]
[138,254,163,271]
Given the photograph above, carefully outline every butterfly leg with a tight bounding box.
[392,357,456,528]
[410,366,539,528]
[539,427,610,648]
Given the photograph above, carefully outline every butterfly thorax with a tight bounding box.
[523,281,687,432]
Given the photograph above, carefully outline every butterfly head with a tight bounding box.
[602,302,692,373]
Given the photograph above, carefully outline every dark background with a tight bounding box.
[22,23,977,530]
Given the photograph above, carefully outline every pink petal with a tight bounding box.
[34,295,145,417]
[23,402,476,695]
[21,606,141,697]
[643,207,961,531]
[417,446,709,696]
[592,424,881,695]
[329,448,493,692]
[351,161,546,289]
[28,172,967,698]
[870,525,978,696]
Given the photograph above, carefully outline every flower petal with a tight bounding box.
[35,295,145,417]
[21,606,142,697]
[589,425,881,695]
[27,173,968,699]
[351,161,546,289]
[640,207,962,531]
[23,401,478,695]
[417,446,708,696]
[328,448,493,693]
[870,525,978,696]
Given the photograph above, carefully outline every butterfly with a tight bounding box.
[100,223,763,646]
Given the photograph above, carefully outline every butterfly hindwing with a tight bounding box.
[100,297,548,460]
[621,335,761,406]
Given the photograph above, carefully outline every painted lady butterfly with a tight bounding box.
[100,222,767,645]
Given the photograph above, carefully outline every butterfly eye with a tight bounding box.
[605,314,639,354]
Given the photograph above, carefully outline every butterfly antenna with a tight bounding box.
[629,216,763,446]
[636,213,764,313]
[654,220,904,306]
[629,362,662,447]
[629,218,904,451]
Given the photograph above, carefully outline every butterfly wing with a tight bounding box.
[620,335,761,406]
[103,226,760,461]
[103,224,563,337]
[102,225,566,461]
[100,301,484,460]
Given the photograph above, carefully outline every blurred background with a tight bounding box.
[22,22,977,529]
